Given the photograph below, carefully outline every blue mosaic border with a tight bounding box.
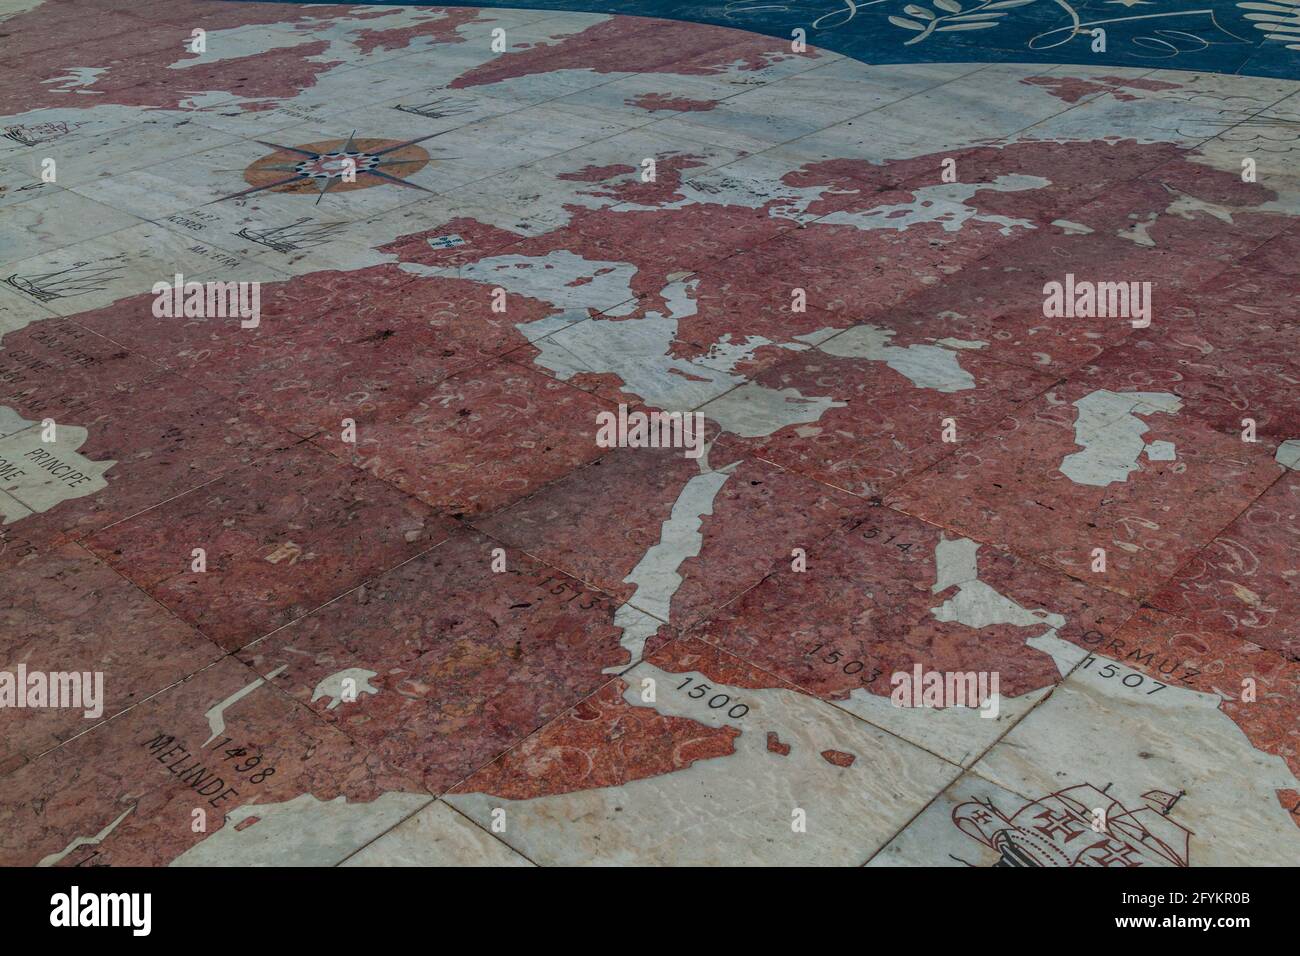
[236,1,1300,79]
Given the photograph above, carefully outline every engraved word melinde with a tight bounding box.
[1042,273,1152,328]
[151,273,260,329]
[596,404,706,459]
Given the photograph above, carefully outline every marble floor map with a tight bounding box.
[0,0,1296,907]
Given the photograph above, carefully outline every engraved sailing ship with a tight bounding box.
[4,259,127,302]
[952,783,1193,867]
[2,121,73,146]
[392,95,477,120]
[235,218,347,254]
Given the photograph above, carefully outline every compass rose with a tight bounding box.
[217,130,449,205]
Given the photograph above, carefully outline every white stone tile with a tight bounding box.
[970,654,1300,866]
[341,801,533,866]
[448,656,960,866]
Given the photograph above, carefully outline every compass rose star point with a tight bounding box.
[218,132,448,204]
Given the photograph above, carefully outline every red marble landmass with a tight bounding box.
[687,218,992,328]
[179,270,555,438]
[628,93,720,112]
[449,17,820,90]
[656,274,853,360]
[1195,261,1300,321]
[886,223,1230,375]
[688,140,1197,342]
[537,202,793,285]
[0,318,164,423]
[83,442,451,651]
[73,266,420,371]
[766,731,791,755]
[0,542,222,774]
[1144,155,1298,217]
[237,530,636,793]
[885,383,1283,598]
[821,749,856,767]
[1151,470,1299,660]
[689,504,948,695]
[379,201,793,320]
[1063,316,1300,446]
[0,4,175,64]
[477,447,871,629]
[3,0,1298,858]
[449,675,739,800]
[0,374,295,571]
[775,140,1184,228]
[0,656,426,866]
[348,7,482,55]
[312,359,616,518]
[934,140,1188,227]
[374,217,534,271]
[710,338,1055,497]
[1237,226,1300,277]
[1021,74,1182,105]
[780,156,929,196]
[700,507,1136,702]
[452,637,801,800]
[120,0,380,28]
[555,153,716,208]
[1069,171,1295,265]
[557,163,639,182]
[1,24,336,114]
[0,1,485,114]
